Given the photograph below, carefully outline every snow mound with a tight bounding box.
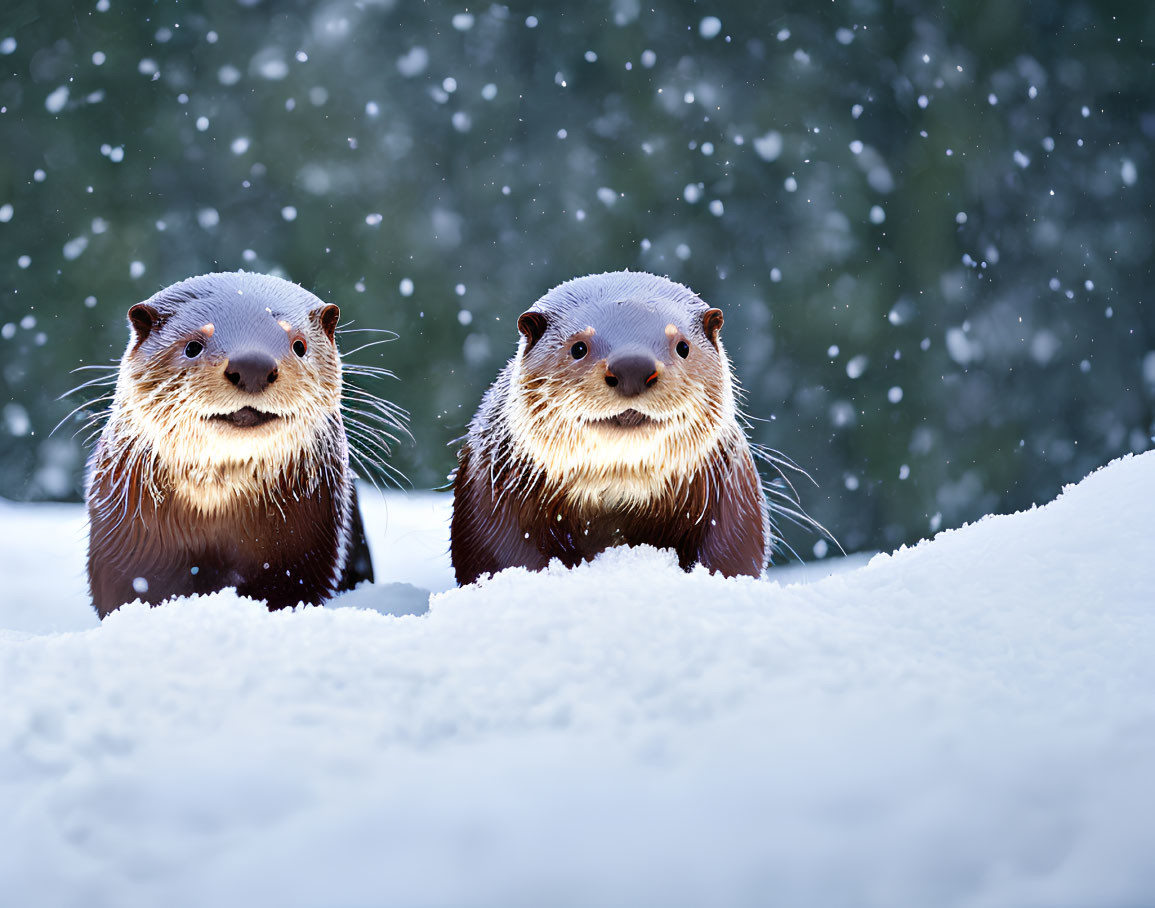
[2,454,1154,907]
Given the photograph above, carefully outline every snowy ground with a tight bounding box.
[2,456,1153,907]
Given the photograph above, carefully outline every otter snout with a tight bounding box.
[225,351,279,393]
[604,352,660,397]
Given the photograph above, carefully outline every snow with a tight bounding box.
[2,453,1155,906]
[753,130,783,162]
[396,46,429,78]
[44,85,69,113]
[699,17,723,40]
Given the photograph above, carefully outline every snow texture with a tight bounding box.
[2,454,1154,907]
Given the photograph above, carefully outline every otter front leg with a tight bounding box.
[450,443,548,585]
[86,475,199,617]
[88,549,197,618]
[695,450,769,578]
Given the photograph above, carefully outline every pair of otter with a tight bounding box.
[86,270,773,617]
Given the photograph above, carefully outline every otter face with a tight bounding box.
[507,271,740,507]
[108,272,346,507]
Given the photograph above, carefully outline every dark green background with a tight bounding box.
[2,0,1152,558]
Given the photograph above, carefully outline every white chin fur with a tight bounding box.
[106,395,335,514]
[504,389,736,509]
[198,418,297,460]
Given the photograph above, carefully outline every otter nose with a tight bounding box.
[225,351,279,393]
[604,353,660,398]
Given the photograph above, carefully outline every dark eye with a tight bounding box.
[184,340,204,358]
[676,340,690,359]
[570,341,588,360]
[293,339,307,357]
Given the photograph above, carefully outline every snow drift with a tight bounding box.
[1,453,1153,907]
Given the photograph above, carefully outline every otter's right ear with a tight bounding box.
[703,308,724,346]
[517,311,548,352]
[128,304,162,346]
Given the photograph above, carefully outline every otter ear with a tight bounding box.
[702,308,724,346]
[517,311,548,352]
[127,304,162,345]
[315,304,341,342]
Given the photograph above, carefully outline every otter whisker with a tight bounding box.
[339,337,402,358]
[752,443,818,486]
[349,398,401,426]
[343,406,411,439]
[768,504,843,556]
[60,372,120,399]
[346,439,409,489]
[70,362,120,373]
[769,532,807,565]
[51,393,116,439]
[342,390,410,421]
[342,364,399,380]
[338,327,400,340]
[342,421,409,486]
[750,444,812,502]
[343,380,407,403]
[341,388,411,428]
[346,446,383,491]
[343,411,407,449]
[343,421,397,459]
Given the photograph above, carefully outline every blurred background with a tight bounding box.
[1,0,1152,558]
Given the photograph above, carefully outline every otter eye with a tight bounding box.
[676,340,690,359]
[293,339,307,357]
[570,341,588,360]
[184,340,204,358]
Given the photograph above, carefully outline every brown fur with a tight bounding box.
[450,271,769,585]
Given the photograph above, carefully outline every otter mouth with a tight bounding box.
[589,408,658,429]
[209,407,281,429]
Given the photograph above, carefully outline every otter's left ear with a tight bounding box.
[517,311,548,352]
[315,304,341,342]
[703,308,724,346]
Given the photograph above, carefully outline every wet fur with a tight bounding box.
[451,271,770,584]
[87,272,381,617]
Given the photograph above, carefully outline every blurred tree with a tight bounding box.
[1,0,1152,559]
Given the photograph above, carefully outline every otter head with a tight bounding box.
[508,270,739,507]
[112,272,345,509]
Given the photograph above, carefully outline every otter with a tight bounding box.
[86,271,394,617]
[450,270,770,585]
